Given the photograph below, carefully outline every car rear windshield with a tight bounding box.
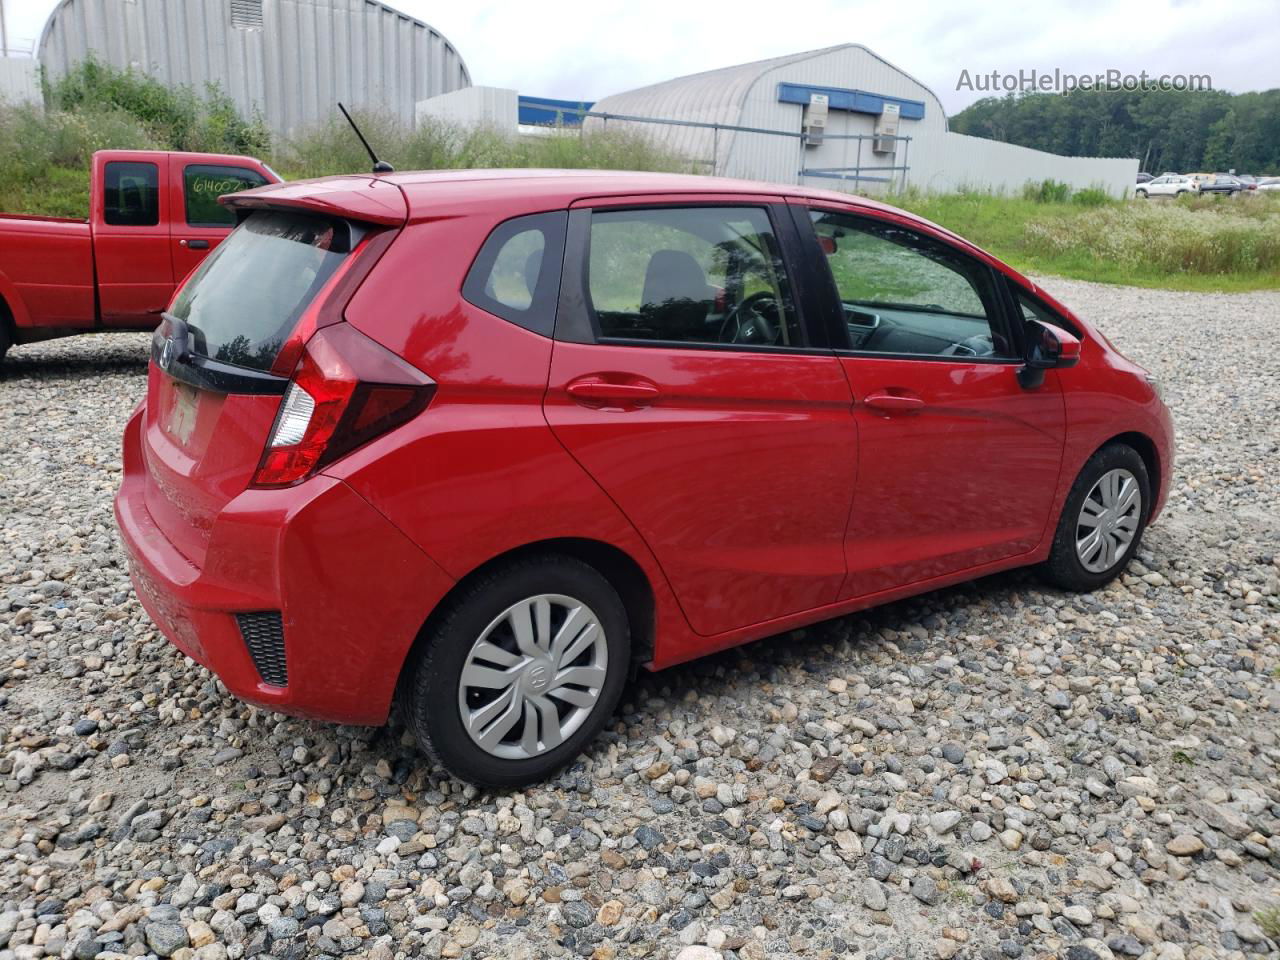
[169,210,351,371]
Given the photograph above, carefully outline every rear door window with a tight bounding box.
[183,164,269,226]
[585,206,801,349]
[104,161,160,226]
[168,210,351,371]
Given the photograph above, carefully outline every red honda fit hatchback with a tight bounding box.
[115,170,1173,786]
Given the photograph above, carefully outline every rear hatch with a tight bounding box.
[140,180,416,566]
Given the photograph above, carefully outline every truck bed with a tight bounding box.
[0,214,96,331]
[0,212,90,225]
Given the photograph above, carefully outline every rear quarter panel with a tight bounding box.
[0,215,96,329]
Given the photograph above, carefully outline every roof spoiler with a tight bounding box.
[222,177,408,226]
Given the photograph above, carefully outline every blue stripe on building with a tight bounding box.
[518,96,595,126]
[776,82,925,119]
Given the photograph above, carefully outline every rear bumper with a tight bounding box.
[114,405,455,725]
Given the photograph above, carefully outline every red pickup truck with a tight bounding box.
[0,149,280,362]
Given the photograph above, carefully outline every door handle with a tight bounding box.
[566,377,660,406]
[863,391,924,413]
[180,239,210,250]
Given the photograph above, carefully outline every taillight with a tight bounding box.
[252,324,435,487]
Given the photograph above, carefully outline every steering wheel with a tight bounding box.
[719,292,781,346]
[941,334,996,358]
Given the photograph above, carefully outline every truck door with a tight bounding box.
[169,161,270,283]
[93,154,175,328]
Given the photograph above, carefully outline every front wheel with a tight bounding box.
[1041,444,1151,592]
[400,555,631,787]
[1135,190,1148,199]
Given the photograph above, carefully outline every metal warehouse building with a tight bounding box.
[38,0,470,135]
[586,45,1136,197]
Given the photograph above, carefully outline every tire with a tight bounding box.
[1135,190,1147,198]
[400,554,631,787]
[1041,443,1151,592]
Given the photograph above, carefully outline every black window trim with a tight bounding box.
[462,210,568,338]
[1004,278,1085,344]
[801,203,1024,366]
[182,162,269,228]
[553,199,833,355]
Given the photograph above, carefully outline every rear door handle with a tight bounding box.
[566,377,660,406]
[180,239,210,250]
[863,391,924,413]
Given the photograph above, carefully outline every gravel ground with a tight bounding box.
[1,277,1278,960]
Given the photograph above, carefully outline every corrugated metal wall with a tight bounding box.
[587,48,837,176]
[590,45,1137,198]
[731,45,947,190]
[38,0,470,135]
[0,57,41,105]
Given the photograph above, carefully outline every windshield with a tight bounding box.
[169,210,349,371]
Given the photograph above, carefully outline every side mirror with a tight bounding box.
[1018,321,1081,389]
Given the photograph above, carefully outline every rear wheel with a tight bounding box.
[1041,443,1150,592]
[401,554,630,787]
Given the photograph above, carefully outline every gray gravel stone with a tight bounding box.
[2,277,1279,960]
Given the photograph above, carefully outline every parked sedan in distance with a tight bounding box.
[1135,174,1197,198]
[1258,177,1280,192]
[1135,172,1153,184]
[115,170,1175,786]
[1199,174,1247,195]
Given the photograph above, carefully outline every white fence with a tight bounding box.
[417,86,517,130]
[906,132,1138,198]
[0,57,39,105]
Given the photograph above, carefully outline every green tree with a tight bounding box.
[951,87,1277,174]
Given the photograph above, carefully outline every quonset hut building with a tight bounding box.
[38,0,471,135]
[584,44,1137,196]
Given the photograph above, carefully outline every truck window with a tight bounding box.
[183,164,269,227]
[104,162,159,227]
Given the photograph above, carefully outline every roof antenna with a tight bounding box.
[338,102,394,174]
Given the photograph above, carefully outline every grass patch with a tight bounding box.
[892,186,1280,292]
[1256,905,1280,940]
[275,109,696,181]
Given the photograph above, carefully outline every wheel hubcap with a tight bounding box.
[457,594,608,760]
[1075,468,1142,573]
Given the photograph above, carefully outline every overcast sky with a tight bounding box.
[4,0,1277,115]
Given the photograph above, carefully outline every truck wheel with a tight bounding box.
[399,554,631,787]
[0,322,10,365]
